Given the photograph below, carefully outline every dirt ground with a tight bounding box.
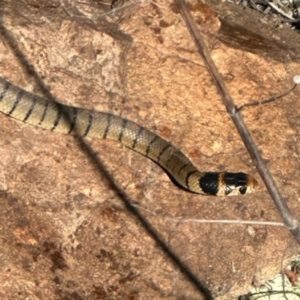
[0,0,300,299]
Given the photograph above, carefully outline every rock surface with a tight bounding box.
[0,0,299,299]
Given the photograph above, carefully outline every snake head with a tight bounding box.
[222,172,258,196]
[199,172,257,196]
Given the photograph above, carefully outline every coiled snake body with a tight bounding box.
[0,77,257,196]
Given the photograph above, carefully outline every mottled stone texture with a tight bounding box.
[0,1,299,299]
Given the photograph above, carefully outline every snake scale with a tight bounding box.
[0,77,257,196]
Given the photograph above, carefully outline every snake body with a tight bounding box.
[0,77,257,196]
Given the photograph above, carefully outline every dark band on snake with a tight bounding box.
[0,77,258,196]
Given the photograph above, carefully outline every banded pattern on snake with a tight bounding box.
[0,77,257,196]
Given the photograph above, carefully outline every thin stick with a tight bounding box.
[238,83,298,111]
[132,204,284,227]
[132,204,284,226]
[175,0,300,244]
[179,219,284,226]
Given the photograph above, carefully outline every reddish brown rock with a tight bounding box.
[0,1,299,299]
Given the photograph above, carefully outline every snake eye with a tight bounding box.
[225,186,233,196]
[239,186,247,195]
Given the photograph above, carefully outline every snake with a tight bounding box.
[0,77,257,196]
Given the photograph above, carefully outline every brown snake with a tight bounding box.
[0,77,257,196]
